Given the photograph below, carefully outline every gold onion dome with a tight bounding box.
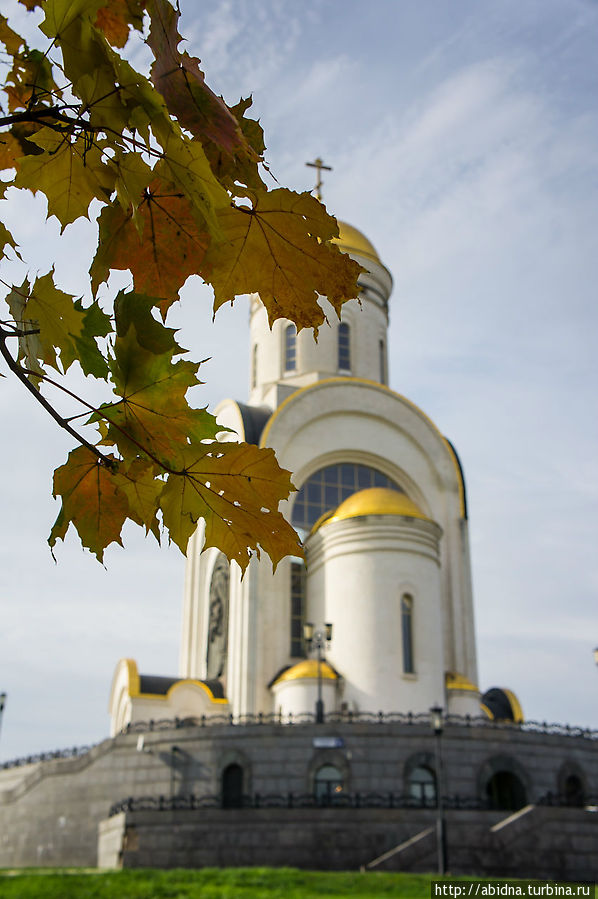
[332,221,381,265]
[315,487,431,532]
[273,660,338,685]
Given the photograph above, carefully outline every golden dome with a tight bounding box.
[445,671,479,693]
[272,660,338,686]
[324,487,430,527]
[332,221,381,265]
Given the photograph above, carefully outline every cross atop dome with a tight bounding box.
[306,156,332,201]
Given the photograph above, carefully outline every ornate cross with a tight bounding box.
[306,157,332,201]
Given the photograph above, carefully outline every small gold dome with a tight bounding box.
[332,221,381,265]
[323,487,429,527]
[272,660,338,686]
[445,671,479,693]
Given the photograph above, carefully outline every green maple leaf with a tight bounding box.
[49,446,130,562]
[6,272,85,375]
[97,324,219,466]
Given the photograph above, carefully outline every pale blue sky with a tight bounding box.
[0,0,596,760]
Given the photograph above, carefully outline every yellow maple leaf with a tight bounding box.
[204,188,363,332]
[159,442,302,571]
[15,126,115,230]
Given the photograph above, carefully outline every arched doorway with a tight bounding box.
[486,771,527,811]
[221,763,244,808]
[314,764,344,804]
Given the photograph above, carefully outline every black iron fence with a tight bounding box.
[118,710,598,738]
[1,711,596,771]
[108,791,598,817]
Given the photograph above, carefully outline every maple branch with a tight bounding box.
[24,367,183,477]
[0,105,94,131]
[0,328,114,469]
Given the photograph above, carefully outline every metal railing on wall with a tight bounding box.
[1,711,596,770]
[107,791,598,818]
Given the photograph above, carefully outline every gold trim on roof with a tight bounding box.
[272,660,338,686]
[445,671,480,692]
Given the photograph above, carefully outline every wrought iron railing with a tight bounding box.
[108,790,598,817]
[118,710,598,738]
[0,743,98,770]
[107,791,498,817]
[1,711,596,771]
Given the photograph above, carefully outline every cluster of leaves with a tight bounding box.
[0,0,361,568]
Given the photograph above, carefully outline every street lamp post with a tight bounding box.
[303,622,333,724]
[0,693,6,743]
[430,704,447,875]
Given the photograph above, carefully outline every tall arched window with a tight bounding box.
[338,322,351,372]
[284,324,296,371]
[251,343,257,389]
[290,560,306,657]
[401,594,414,674]
[222,763,244,808]
[379,338,386,384]
[314,764,344,803]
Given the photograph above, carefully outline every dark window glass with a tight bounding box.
[291,463,403,531]
[284,324,296,371]
[338,322,351,371]
[290,561,306,657]
[379,338,386,383]
[409,766,436,806]
[314,764,344,804]
[401,595,414,674]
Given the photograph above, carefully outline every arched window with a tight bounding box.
[486,771,527,811]
[292,463,402,532]
[290,560,306,657]
[284,324,296,371]
[206,554,230,679]
[401,594,414,674]
[314,764,344,803]
[251,343,257,389]
[338,322,351,372]
[408,766,436,806]
[379,338,386,384]
[222,763,244,808]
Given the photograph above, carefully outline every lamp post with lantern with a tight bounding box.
[303,622,333,724]
[430,704,447,875]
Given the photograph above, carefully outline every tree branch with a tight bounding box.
[0,329,114,469]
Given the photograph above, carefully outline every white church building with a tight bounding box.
[109,217,514,732]
[3,212,595,878]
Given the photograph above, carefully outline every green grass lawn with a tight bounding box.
[1,868,595,899]
[0,867,453,899]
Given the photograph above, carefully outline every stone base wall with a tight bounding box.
[98,805,598,880]
[0,720,596,871]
